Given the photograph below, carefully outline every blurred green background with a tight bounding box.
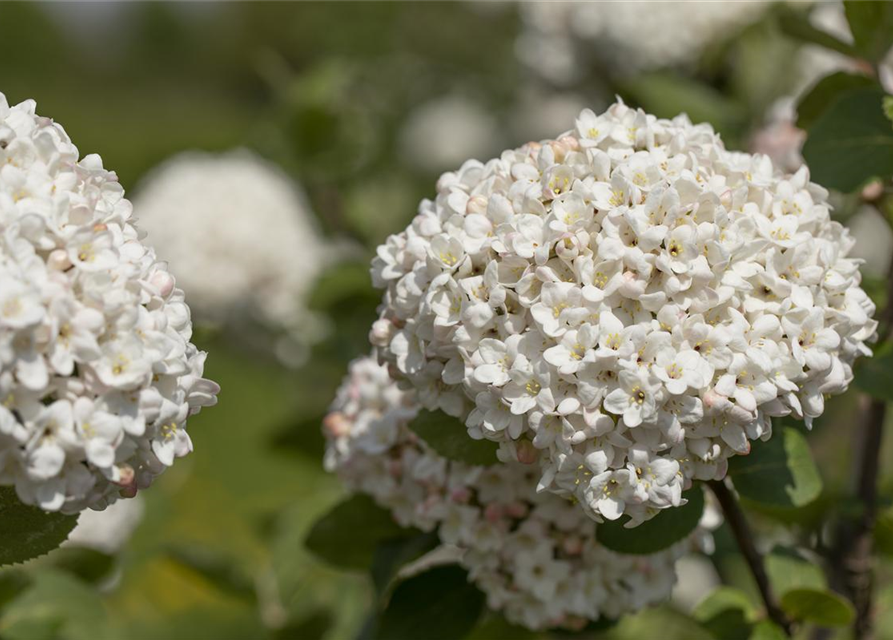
[1,2,892,639]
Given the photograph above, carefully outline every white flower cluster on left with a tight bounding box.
[0,94,219,513]
[325,357,713,631]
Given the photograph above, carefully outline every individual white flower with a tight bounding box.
[399,95,502,174]
[324,357,715,631]
[134,150,330,366]
[372,100,876,525]
[0,94,219,513]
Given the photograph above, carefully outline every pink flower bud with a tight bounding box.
[516,439,539,465]
[484,503,503,523]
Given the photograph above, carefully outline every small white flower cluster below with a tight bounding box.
[325,357,711,631]
[371,101,875,526]
[0,94,219,513]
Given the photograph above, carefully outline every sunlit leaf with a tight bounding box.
[780,588,855,627]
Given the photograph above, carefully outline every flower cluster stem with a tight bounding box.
[708,480,793,636]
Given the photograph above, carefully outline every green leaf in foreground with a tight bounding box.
[802,86,893,192]
[376,565,485,640]
[596,486,705,555]
[780,588,855,627]
[305,494,413,570]
[0,488,78,566]
[796,72,876,129]
[408,410,498,466]
[727,427,822,509]
[765,547,826,596]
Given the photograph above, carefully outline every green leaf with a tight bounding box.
[272,609,333,640]
[621,72,747,139]
[0,569,111,640]
[407,410,498,467]
[727,426,822,509]
[777,6,858,58]
[596,486,705,555]
[855,341,893,401]
[0,488,78,566]
[375,565,485,640]
[694,587,756,639]
[305,494,413,570]
[844,0,893,63]
[780,588,855,627]
[165,544,257,602]
[796,72,876,129]
[885,96,893,125]
[44,547,115,585]
[371,532,440,596]
[875,508,893,557]
[749,620,788,640]
[466,614,540,640]
[802,86,893,192]
[765,547,826,596]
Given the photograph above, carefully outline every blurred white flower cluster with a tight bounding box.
[135,150,329,366]
[517,2,772,84]
[0,94,219,513]
[325,357,713,630]
[370,101,876,526]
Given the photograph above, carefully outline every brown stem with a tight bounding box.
[829,395,885,640]
[708,480,793,636]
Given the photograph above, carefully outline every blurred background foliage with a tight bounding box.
[0,2,891,639]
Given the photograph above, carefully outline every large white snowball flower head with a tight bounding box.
[0,94,219,513]
[134,150,330,366]
[324,357,714,631]
[371,100,876,527]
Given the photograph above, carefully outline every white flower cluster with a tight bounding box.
[517,2,771,83]
[325,356,709,630]
[371,101,876,526]
[0,94,219,513]
[134,150,329,366]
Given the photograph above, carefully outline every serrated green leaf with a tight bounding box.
[376,565,485,640]
[780,588,855,627]
[855,341,893,401]
[727,427,822,509]
[370,531,439,596]
[765,547,826,596]
[844,0,893,63]
[408,410,498,467]
[802,86,893,192]
[305,494,415,570]
[0,488,78,566]
[595,486,705,555]
[796,72,876,129]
